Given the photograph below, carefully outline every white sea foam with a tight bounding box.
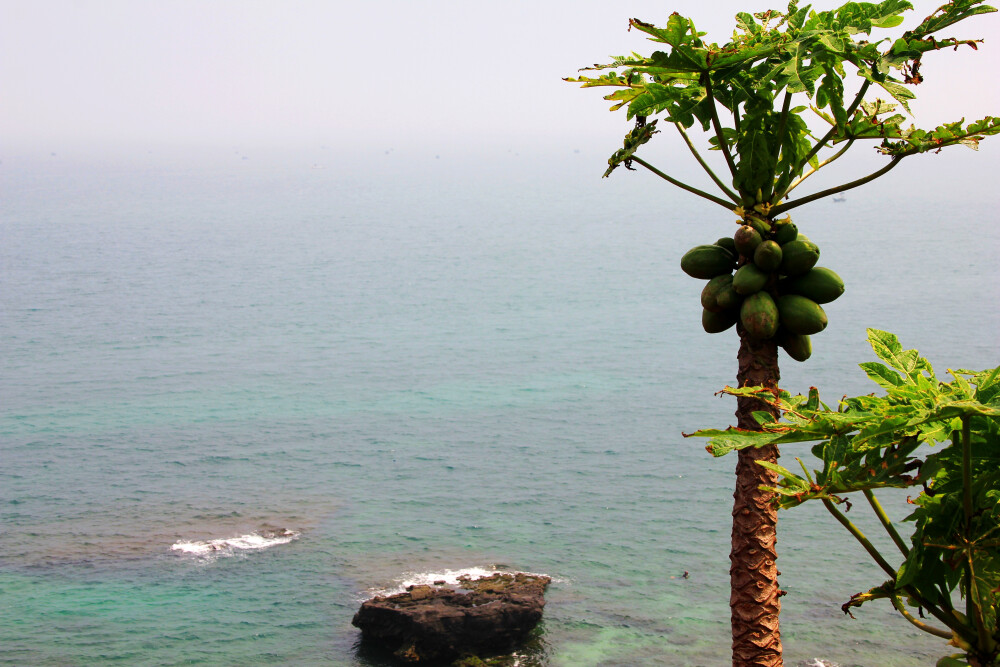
[171,528,299,559]
[364,565,557,599]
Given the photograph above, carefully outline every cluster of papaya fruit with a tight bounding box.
[679,217,844,362]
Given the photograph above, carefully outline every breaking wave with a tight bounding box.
[171,527,299,560]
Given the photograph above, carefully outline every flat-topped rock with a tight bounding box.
[352,572,551,663]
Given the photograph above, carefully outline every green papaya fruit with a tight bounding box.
[681,245,736,279]
[753,240,783,272]
[715,284,742,310]
[733,225,762,257]
[778,330,812,362]
[777,294,827,335]
[779,239,820,276]
[732,263,769,295]
[701,274,734,312]
[781,267,844,304]
[702,308,738,334]
[740,291,779,340]
[746,218,772,236]
[715,237,738,255]
[773,221,798,245]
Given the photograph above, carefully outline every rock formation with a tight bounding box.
[352,572,551,663]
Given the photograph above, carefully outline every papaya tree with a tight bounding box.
[566,2,998,665]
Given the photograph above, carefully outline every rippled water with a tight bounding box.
[2,147,997,666]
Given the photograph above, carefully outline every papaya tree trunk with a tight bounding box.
[731,326,783,666]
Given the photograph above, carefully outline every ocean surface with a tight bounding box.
[2,146,998,666]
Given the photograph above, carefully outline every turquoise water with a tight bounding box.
[2,148,998,666]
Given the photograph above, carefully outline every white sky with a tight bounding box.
[2,0,998,155]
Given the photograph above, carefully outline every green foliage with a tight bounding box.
[689,330,1000,665]
[567,1,999,211]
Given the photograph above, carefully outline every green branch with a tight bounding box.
[958,417,994,654]
[704,76,738,181]
[863,489,909,557]
[674,123,741,204]
[822,498,896,577]
[770,155,904,215]
[631,157,738,211]
[965,549,995,655]
[890,595,954,639]
[781,138,855,200]
[962,418,973,533]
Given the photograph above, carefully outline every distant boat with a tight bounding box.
[832,196,846,202]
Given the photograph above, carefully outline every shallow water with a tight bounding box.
[2,147,997,665]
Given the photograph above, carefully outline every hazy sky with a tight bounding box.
[2,0,998,155]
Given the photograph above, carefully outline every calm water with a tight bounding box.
[2,147,998,666]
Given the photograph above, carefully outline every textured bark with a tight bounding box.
[731,326,783,666]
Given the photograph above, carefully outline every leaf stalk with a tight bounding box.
[958,417,994,654]
[630,156,738,211]
[782,138,855,199]
[704,76,739,182]
[890,594,953,639]
[863,489,909,557]
[822,498,896,577]
[771,156,904,215]
[962,417,973,532]
[674,122,741,204]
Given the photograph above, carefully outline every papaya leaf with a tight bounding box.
[871,14,906,28]
[924,400,1000,421]
[878,116,1000,155]
[853,415,912,447]
[837,0,914,35]
[866,327,933,377]
[710,39,790,70]
[565,70,636,87]
[753,410,778,425]
[691,428,785,457]
[906,0,997,39]
[860,361,905,389]
[628,14,704,48]
[816,434,851,485]
[691,422,834,455]
[917,419,953,445]
[868,75,915,113]
[756,459,806,482]
[736,11,762,35]
[624,83,706,122]
[973,366,1000,405]
[803,386,821,411]
[604,120,659,177]
[842,579,896,614]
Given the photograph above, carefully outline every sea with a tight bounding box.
[2,145,998,666]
